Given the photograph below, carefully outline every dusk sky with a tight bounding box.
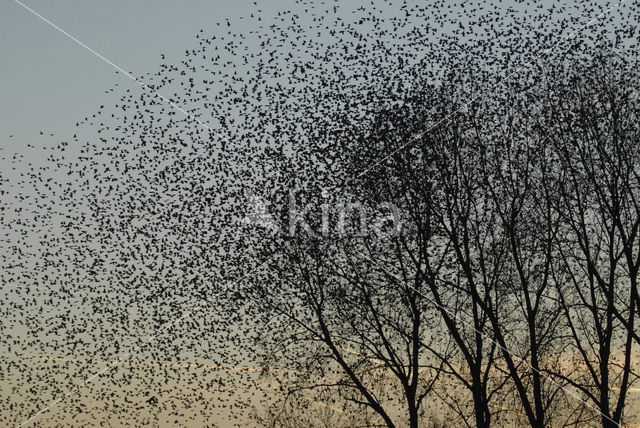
[2,1,639,427]
[1,1,261,136]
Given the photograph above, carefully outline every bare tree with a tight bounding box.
[540,54,640,428]
[232,51,640,427]
[346,87,508,428]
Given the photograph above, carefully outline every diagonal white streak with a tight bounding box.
[9,0,632,427]
[12,0,213,132]
[353,0,627,182]
[366,256,623,427]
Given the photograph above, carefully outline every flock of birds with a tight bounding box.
[1,0,639,426]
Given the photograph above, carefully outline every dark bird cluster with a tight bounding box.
[1,1,639,427]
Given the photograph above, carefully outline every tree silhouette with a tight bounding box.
[3,1,640,427]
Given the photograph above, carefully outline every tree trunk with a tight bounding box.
[471,379,490,428]
[408,399,419,428]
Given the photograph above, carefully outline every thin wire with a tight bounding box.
[12,0,214,132]
[10,0,632,426]
[366,256,622,427]
[352,0,627,182]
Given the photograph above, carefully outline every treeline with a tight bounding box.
[230,52,640,427]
